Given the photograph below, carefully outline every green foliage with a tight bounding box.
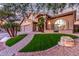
[2,3,79,15]
[46,3,66,14]
[0,10,14,19]
[2,22,19,28]
[1,21,20,37]
[2,3,67,16]
[2,3,29,17]
[19,33,79,52]
[6,34,27,47]
[37,17,44,28]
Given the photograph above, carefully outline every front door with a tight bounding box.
[38,25,44,32]
[33,22,37,31]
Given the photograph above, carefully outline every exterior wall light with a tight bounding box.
[48,21,51,25]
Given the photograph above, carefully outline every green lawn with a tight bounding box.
[19,33,79,52]
[6,34,27,47]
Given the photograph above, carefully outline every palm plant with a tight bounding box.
[0,9,20,37]
[1,21,20,37]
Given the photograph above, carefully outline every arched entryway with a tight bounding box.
[54,19,67,32]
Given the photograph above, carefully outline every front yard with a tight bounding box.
[19,33,79,52]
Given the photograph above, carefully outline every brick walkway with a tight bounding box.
[0,32,34,56]
[0,31,79,56]
[16,38,79,56]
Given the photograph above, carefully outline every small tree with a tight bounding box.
[0,10,20,37]
[2,21,20,37]
[37,16,44,32]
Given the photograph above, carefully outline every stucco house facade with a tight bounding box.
[1,10,79,33]
[7,11,78,33]
[32,10,77,33]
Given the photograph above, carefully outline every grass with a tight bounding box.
[19,33,79,52]
[6,34,27,47]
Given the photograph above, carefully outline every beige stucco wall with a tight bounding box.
[47,14,74,30]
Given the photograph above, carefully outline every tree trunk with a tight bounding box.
[14,27,17,37]
[20,16,26,25]
[5,28,12,37]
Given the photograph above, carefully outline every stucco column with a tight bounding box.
[44,20,46,32]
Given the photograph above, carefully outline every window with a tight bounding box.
[55,19,66,28]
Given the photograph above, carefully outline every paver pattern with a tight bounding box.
[0,32,34,56]
[16,38,79,56]
[0,26,79,56]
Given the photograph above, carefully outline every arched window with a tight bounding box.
[55,19,66,28]
[54,19,67,31]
